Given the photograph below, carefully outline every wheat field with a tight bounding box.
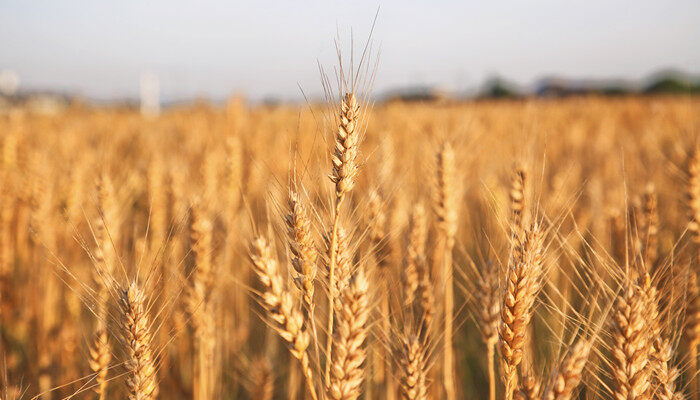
[0,89,698,400]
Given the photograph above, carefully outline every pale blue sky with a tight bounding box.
[1,1,698,102]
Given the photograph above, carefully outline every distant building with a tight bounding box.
[0,70,20,96]
[140,72,160,116]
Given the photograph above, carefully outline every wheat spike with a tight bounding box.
[651,338,682,400]
[640,184,659,268]
[404,204,426,306]
[250,358,274,400]
[286,190,318,313]
[327,267,369,400]
[89,174,117,400]
[397,334,429,400]
[509,166,527,251]
[500,222,544,400]
[516,374,541,400]
[324,227,352,311]
[119,283,159,400]
[417,255,435,340]
[330,93,361,199]
[611,276,654,400]
[188,204,216,400]
[543,339,592,400]
[88,329,111,400]
[249,237,318,400]
[476,260,500,400]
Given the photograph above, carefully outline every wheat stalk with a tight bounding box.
[326,91,362,386]
[187,204,216,400]
[249,236,318,400]
[434,142,458,400]
[119,283,159,400]
[500,222,544,400]
[89,174,118,400]
[327,267,369,400]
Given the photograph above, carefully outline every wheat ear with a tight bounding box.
[652,338,682,400]
[509,166,527,249]
[516,374,541,400]
[417,254,435,341]
[611,276,654,400]
[119,283,159,400]
[543,339,592,400]
[500,222,544,400]
[326,91,361,385]
[327,267,369,400]
[249,237,318,400]
[397,334,429,400]
[286,190,318,314]
[404,204,426,306]
[640,184,658,269]
[475,261,500,400]
[250,357,274,400]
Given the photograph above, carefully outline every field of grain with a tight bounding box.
[0,93,698,400]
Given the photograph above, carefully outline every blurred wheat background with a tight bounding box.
[0,92,698,399]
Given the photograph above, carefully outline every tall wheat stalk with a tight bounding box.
[434,142,458,400]
[326,92,361,386]
[89,174,118,400]
[188,205,216,400]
